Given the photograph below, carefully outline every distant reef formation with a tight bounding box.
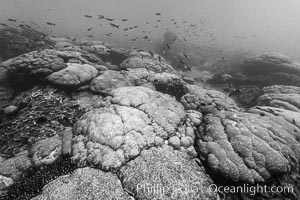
[0,32,300,200]
[0,25,53,61]
[208,52,300,107]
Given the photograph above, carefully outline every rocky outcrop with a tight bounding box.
[32,167,131,200]
[47,63,98,88]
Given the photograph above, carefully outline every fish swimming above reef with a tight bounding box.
[67,36,76,41]
[19,24,32,29]
[86,28,93,31]
[156,13,161,16]
[109,23,120,29]
[46,22,56,26]
[84,15,92,18]
[121,19,128,22]
[8,19,17,22]
[166,43,171,50]
[105,17,114,21]
[98,15,105,19]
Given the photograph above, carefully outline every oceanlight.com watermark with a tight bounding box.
[136,182,294,197]
[209,184,294,196]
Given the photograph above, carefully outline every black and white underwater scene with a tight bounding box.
[1,0,300,199]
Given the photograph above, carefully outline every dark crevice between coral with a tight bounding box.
[96,50,128,66]
[154,82,188,101]
[0,155,77,200]
[115,170,136,200]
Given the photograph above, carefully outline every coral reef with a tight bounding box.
[1,34,300,200]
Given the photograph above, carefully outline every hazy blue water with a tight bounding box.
[1,0,300,60]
